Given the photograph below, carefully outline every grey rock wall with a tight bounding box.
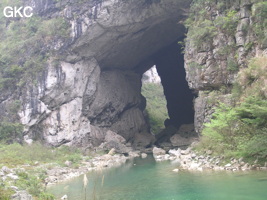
[15,0,190,148]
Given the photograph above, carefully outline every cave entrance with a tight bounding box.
[140,41,195,143]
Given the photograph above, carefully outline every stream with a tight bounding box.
[48,155,267,200]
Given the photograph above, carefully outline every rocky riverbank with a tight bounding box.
[45,151,141,186]
[3,142,267,200]
[152,146,267,172]
[0,149,141,200]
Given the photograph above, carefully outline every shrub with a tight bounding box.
[252,2,267,44]
[227,58,239,72]
[201,95,267,158]
[214,10,238,36]
[186,19,217,49]
[16,171,55,199]
[0,121,23,141]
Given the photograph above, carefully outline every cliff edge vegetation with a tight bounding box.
[184,0,267,162]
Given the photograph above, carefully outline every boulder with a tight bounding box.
[181,147,192,155]
[11,191,32,200]
[152,147,166,157]
[1,166,11,174]
[170,134,195,147]
[133,132,156,148]
[128,151,140,158]
[108,148,116,155]
[141,153,147,159]
[7,173,19,180]
[64,160,72,167]
[168,149,181,157]
[98,141,131,154]
[105,130,126,144]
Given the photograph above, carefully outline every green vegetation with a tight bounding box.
[0,0,71,143]
[0,121,23,141]
[197,56,267,161]
[214,10,238,36]
[185,0,267,162]
[185,19,217,50]
[0,168,55,200]
[252,1,267,45]
[0,12,70,90]
[0,142,82,168]
[0,142,86,199]
[141,83,168,134]
[0,186,14,200]
[15,171,55,200]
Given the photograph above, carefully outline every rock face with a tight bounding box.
[184,1,267,133]
[12,0,191,148]
[142,66,161,84]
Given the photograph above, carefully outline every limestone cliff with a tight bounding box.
[1,0,265,150]
[184,0,267,133]
[142,66,161,84]
[0,0,190,148]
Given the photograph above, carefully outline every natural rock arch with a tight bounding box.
[20,0,194,148]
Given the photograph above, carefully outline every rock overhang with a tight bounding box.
[69,0,191,70]
[15,0,194,148]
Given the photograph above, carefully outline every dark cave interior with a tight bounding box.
[152,41,195,129]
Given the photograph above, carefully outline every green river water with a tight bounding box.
[48,156,267,200]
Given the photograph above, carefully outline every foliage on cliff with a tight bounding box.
[185,0,267,66]
[185,0,267,161]
[200,56,267,159]
[0,0,71,142]
[0,1,70,91]
[141,83,168,134]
